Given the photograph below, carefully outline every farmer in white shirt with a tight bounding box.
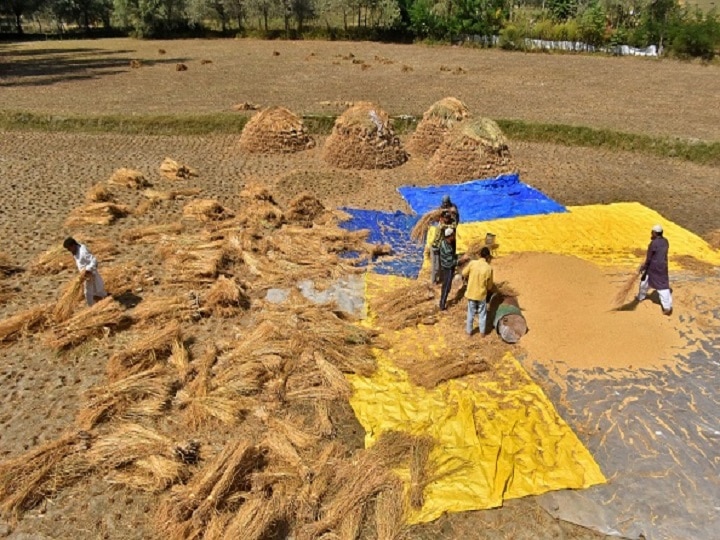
[63,237,107,306]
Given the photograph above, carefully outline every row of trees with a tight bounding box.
[1,0,719,58]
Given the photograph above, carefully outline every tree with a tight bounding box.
[112,0,189,36]
[289,0,314,32]
[45,0,113,31]
[246,0,275,31]
[1,0,46,33]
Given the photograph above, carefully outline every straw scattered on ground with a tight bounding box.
[371,281,437,331]
[0,303,52,344]
[45,296,128,350]
[106,320,182,381]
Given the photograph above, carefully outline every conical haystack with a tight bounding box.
[426,117,515,183]
[408,97,470,157]
[239,106,315,154]
[322,102,407,170]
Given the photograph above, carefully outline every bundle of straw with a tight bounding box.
[121,223,183,243]
[375,478,406,540]
[0,431,93,518]
[370,282,437,331]
[45,297,128,350]
[84,182,114,203]
[108,168,149,189]
[159,157,197,180]
[52,274,85,323]
[76,366,174,430]
[64,203,131,228]
[0,303,51,344]
[130,294,194,325]
[409,436,434,509]
[612,272,641,309]
[154,440,262,539]
[29,244,72,275]
[182,199,232,222]
[204,276,249,317]
[396,355,490,389]
[221,490,288,540]
[89,424,192,492]
[106,320,181,381]
[410,209,444,244]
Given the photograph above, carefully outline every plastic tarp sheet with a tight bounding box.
[450,202,720,269]
[339,208,423,278]
[348,273,605,525]
[397,173,566,222]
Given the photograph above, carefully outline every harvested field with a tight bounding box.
[1,36,719,540]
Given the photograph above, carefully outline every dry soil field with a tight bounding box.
[0,38,719,540]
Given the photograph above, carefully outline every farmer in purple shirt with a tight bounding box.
[637,224,672,315]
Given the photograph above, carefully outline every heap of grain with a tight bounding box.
[239,106,315,153]
[427,117,515,183]
[322,101,407,170]
[407,97,470,157]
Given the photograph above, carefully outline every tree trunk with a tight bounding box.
[15,12,24,34]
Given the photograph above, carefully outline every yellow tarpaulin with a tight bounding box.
[349,273,606,525]
[448,202,720,269]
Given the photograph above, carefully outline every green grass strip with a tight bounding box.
[1,110,718,166]
[498,119,720,167]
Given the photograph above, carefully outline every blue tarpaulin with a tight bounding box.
[397,173,566,222]
[339,208,423,278]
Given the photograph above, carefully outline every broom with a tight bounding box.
[612,272,641,309]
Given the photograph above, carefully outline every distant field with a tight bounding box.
[682,0,719,12]
[1,38,719,141]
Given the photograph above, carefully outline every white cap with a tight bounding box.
[652,224,663,233]
[444,227,454,237]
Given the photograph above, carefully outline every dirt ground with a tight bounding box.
[0,38,719,540]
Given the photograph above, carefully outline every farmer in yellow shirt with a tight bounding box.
[461,247,494,336]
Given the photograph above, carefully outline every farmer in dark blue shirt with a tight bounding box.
[637,224,672,315]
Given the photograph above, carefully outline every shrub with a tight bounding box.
[553,19,579,41]
[499,24,525,50]
[533,18,555,40]
[668,10,720,60]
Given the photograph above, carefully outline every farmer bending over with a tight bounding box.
[63,237,107,306]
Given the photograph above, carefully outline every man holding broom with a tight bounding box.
[637,224,672,315]
[63,237,107,306]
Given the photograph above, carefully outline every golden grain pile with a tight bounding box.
[239,106,315,153]
[427,117,516,183]
[322,101,407,170]
[407,97,471,158]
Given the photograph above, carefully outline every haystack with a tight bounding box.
[407,97,471,157]
[159,158,197,180]
[322,102,407,170]
[108,168,149,189]
[64,202,130,228]
[427,117,515,183]
[239,106,315,154]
